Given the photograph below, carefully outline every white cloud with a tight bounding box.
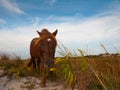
[38,14,120,44]
[0,0,24,14]
[0,26,39,58]
[0,19,6,24]
[51,0,56,4]
[44,0,56,5]
[32,17,41,28]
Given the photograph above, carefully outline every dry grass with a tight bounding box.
[87,56,120,90]
[0,53,120,90]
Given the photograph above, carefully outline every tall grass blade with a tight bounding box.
[88,64,108,90]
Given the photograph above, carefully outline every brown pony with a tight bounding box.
[27,28,58,87]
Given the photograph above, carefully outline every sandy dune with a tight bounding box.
[0,76,66,90]
[0,70,75,90]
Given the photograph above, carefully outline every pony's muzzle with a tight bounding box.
[44,60,54,68]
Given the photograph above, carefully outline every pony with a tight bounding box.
[27,28,58,87]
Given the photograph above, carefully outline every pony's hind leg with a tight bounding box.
[32,57,36,70]
[37,59,40,71]
[27,58,33,67]
[27,56,36,70]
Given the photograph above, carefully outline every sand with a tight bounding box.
[0,70,75,90]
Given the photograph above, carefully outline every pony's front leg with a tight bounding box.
[41,65,46,87]
[49,71,54,82]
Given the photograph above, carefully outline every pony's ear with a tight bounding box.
[52,29,58,36]
[37,30,42,36]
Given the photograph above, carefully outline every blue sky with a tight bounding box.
[0,0,120,58]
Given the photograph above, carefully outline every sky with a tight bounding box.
[0,0,120,58]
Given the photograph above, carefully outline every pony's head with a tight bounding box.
[37,29,58,68]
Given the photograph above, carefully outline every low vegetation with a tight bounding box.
[0,47,120,90]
